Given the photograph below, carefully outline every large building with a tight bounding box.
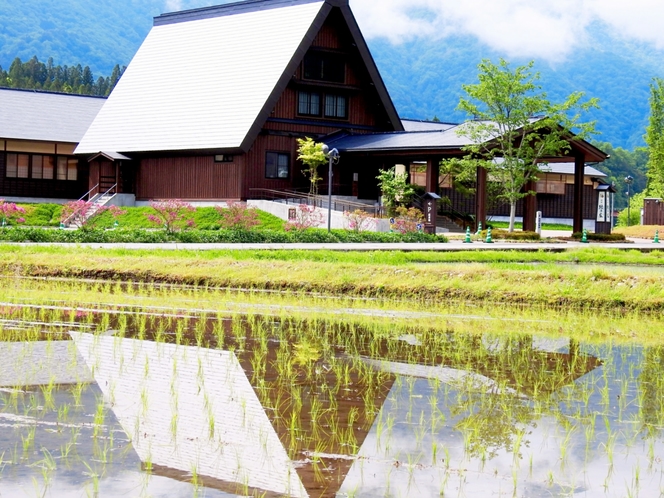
[4,0,610,231]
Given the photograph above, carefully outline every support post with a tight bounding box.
[425,158,440,194]
[573,153,585,234]
[475,165,487,231]
[522,180,537,232]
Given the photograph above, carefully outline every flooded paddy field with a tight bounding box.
[1,276,664,497]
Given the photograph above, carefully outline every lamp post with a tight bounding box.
[321,144,340,233]
[624,175,634,226]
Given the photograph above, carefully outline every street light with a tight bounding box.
[624,175,634,226]
[321,144,340,233]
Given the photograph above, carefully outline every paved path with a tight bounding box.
[8,239,664,252]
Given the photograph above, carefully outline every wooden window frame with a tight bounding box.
[5,152,75,181]
[297,91,321,117]
[303,52,345,84]
[265,151,290,180]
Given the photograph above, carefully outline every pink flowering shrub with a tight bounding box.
[284,203,324,231]
[0,200,26,226]
[146,199,196,233]
[344,209,375,233]
[61,201,126,229]
[215,201,259,230]
[392,206,424,234]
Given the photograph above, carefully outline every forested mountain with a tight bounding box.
[0,56,124,96]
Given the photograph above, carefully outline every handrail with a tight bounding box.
[249,188,383,216]
[62,183,117,227]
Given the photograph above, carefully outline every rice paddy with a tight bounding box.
[1,272,664,497]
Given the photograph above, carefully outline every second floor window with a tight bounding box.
[303,52,345,83]
[324,94,347,119]
[298,91,321,116]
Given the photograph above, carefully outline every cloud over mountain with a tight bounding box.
[351,0,664,62]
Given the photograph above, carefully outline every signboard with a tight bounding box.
[535,211,542,235]
[424,198,437,234]
[597,192,606,222]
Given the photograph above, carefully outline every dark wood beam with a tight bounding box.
[476,166,487,230]
[573,153,585,233]
[523,180,537,232]
[425,158,440,193]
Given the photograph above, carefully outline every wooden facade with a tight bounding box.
[136,156,243,200]
[441,184,599,221]
[643,198,664,225]
[0,139,88,200]
[117,7,396,202]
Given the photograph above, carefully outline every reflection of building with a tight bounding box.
[72,327,602,498]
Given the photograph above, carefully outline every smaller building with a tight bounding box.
[0,88,105,202]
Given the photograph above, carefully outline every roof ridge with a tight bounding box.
[0,86,107,99]
[155,0,329,26]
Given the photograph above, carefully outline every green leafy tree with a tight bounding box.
[645,78,664,197]
[296,137,327,196]
[376,167,415,217]
[456,59,598,231]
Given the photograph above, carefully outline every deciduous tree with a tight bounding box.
[456,59,598,231]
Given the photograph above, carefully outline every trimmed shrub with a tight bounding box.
[482,229,541,241]
[571,232,627,242]
[0,227,446,244]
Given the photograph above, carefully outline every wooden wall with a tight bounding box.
[0,149,88,200]
[244,9,395,199]
[441,184,598,220]
[137,156,242,200]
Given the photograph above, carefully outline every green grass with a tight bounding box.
[2,246,664,313]
[13,204,286,230]
[488,220,573,230]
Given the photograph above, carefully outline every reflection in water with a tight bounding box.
[2,312,664,497]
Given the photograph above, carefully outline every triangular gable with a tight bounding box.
[76,0,327,155]
[76,0,402,156]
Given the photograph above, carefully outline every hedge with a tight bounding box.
[0,227,446,244]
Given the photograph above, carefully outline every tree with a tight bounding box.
[296,137,327,196]
[644,78,664,197]
[376,167,415,217]
[456,59,598,232]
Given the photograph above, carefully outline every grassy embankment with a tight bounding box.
[2,245,664,313]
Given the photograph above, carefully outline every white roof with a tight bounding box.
[76,1,325,154]
[0,89,104,143]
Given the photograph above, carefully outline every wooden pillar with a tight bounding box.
[475,165,487,230]
[522,180,537,232]
[573,153,585,234]
[425,158,440,193]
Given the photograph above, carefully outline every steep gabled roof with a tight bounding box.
[76,0,401,155]
[0,88,105,144]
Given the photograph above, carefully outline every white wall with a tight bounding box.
[248,199,390,232]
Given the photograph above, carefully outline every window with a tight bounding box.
[43,156,54,179]
[298,91,321,116]
[57,156,68,180]
[5,153,72,180]
[324,94,347,119]
[265,152,290,179]
[303,52,345,83]
[6,153,18,178]
[6,153,30,178]
[32,155,43,179]
[67,158,78,181]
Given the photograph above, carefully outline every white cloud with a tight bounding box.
[165,0,183,12]
[350,0,664,61]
